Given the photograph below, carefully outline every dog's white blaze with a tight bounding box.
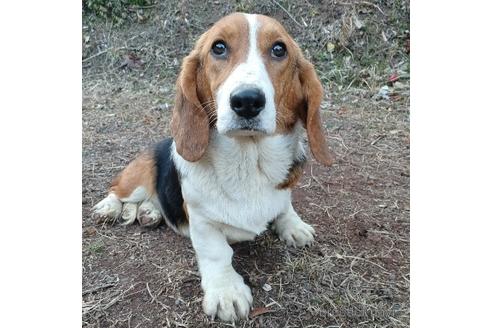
[215,13,276,135]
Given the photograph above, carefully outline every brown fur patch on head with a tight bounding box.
[255,15,335,166]
[197,13,249,99]
[171,13,250,162]
[256,15,302,134]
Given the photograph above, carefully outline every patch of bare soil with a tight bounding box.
[83,1,409,327]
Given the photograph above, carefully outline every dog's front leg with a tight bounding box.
[272,202,315,247]
[189,212,253,322]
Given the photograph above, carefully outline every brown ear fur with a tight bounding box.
[170,52,209,162]
[298,58,335,166]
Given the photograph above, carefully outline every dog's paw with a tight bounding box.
[93,195,162,228]
[202,271,253,322]
[137,201,162,228]
[92,194,122,224]
[273,217,315,248]
[119,202,138,225]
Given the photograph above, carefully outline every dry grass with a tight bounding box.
[83,1,409,327]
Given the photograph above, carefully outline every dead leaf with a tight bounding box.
[250,307,275,318]
[337,106,349,115]
[390,94,402,101]
[120,53,143,70]
[388,73,399,83]
[84,226,97,237]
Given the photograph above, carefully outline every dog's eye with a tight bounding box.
[271,42,287,59]
[211,41,227,58]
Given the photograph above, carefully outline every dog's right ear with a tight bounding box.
[171,51,210,162]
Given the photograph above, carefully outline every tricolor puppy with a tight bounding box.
[93,13,334,321]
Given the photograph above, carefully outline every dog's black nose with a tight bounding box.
[230,87,265,119]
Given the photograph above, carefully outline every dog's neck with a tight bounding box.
[203,122,306,186]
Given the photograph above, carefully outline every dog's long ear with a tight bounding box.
[298,57,335,166]
[171,51,209,162]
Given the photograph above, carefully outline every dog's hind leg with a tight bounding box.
[93,151,161,228]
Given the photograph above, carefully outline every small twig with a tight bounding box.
[345,255,390,273]
[271,0,304,27]
[103,283,144,311]
[329,135,349,150]
[370,134,386,145]
[82,49,110,63]
[146,282,169,310]
[102,285,137,311]
[128,4,158,10]
[369,230,409,243]
[253,260,269,275]
[82,33,145,63]
[146,282,155,301]
[310,165,330,194]
[310,203,333,219]
[341,44,354,58]
[312,174,329,194]
[339,1,386,16]
[266,298,283,309]
[82,278,119,296]
[359,1,386,16]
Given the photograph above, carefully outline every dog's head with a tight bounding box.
[171,13,334,165]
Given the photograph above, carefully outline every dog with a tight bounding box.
[93,13,334,322]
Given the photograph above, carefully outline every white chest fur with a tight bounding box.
[172,125,305,236]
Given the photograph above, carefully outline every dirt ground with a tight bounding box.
[82,1,409,327]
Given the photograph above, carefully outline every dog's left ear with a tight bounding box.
[298,57,335,166]
[171,51,209,162]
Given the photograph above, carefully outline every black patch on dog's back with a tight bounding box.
[154,138,188,229]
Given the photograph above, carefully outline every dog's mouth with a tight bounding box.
[225,127,267,137]
[221,117,270,137]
